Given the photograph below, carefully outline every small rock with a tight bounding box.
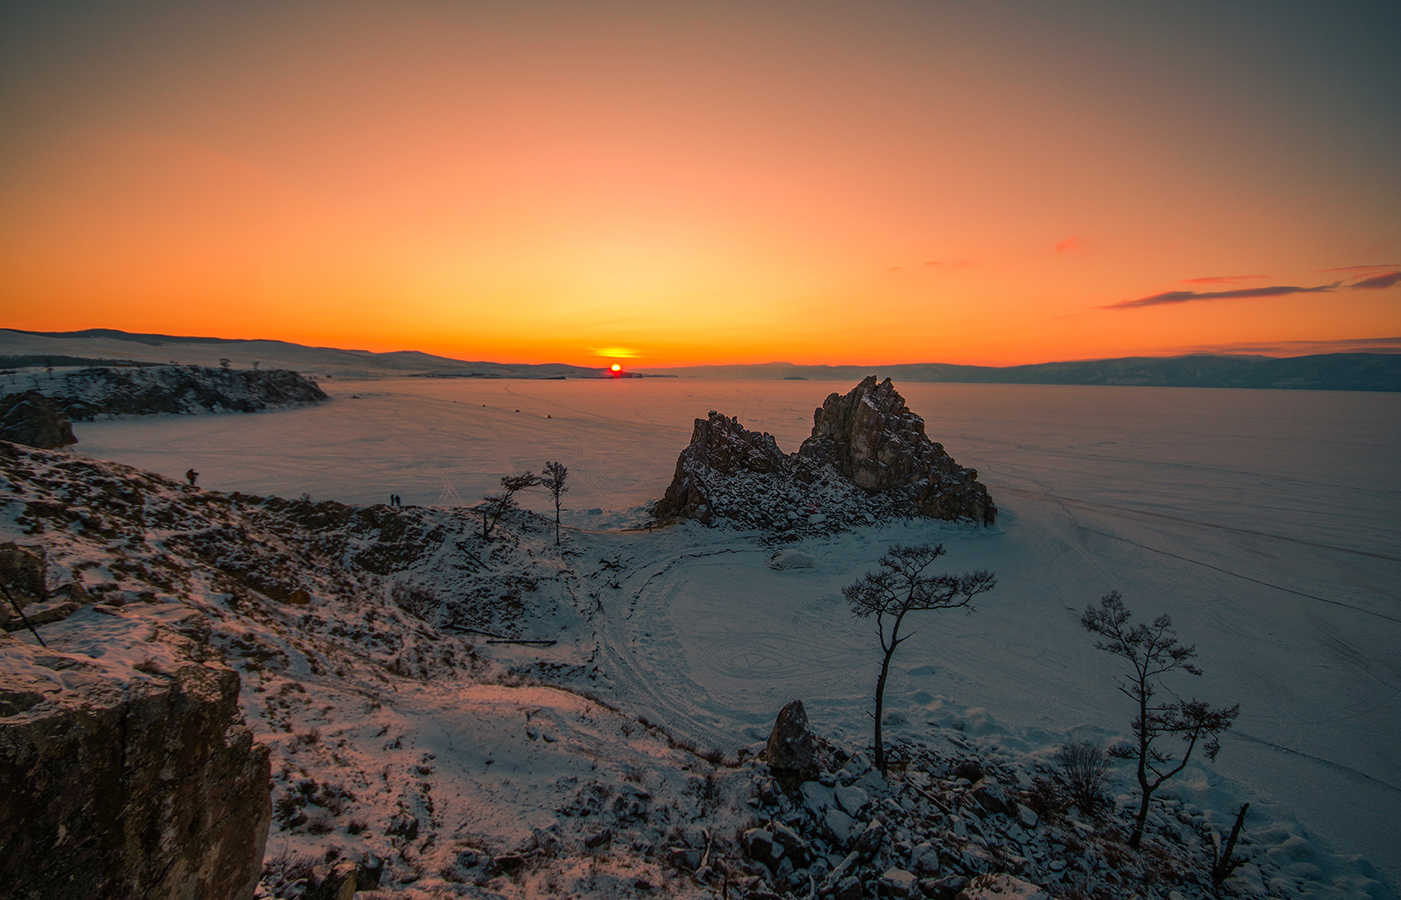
[303,859,356,900]
[743,828,782,866]
[880,868,918,897]
[854,818,887,858]
[835,785,869,817]
[971,781,1016,817]
[955,873,1051,900]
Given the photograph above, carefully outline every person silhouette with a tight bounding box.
[185,468,198,486]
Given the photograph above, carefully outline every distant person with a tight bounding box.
[185,468,198,486]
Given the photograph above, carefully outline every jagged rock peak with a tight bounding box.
[652,411,785,524]
[653,378,996,530]
[798,376,995,525]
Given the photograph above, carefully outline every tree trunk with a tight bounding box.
[873,644,896,775]
[1130,789,1151,849]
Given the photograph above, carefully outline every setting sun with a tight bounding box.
[1,3,1395,365]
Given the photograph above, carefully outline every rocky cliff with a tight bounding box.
[0,391,77,449]
[654,377,995,531]
[2,365,328,420]
[0,603,271,900]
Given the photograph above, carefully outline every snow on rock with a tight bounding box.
[0,390,77,448]
[0,438,1391,900]
[654,377,996,532]
[0,603,271,900]
[2,364,327,420]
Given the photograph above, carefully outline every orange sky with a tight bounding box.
[2,2,1398,367]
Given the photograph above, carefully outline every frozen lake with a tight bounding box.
[74,377,1401,888]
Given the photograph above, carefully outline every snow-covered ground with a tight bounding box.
[68,377,1401,893]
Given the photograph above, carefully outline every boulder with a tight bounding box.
[0,604,272,900]
[971,780,1018,817]
[766,699,818,779]
[0,391,77,449]
[0,542,46,601]
[303,859,357,900]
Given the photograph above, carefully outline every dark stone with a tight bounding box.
[797,377,995,525]
[653,411,786,524]
[766,700,818,780]
[0,391,76,449]
[303,859,357,900]
[0,542,46,601]
[653,378,995,530]
[0,607,271,900]
[971,781,1017,817]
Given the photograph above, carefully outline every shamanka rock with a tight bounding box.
[653,377,995,531]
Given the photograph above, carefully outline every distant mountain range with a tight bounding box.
[641,355,1401,391]
[0,328,610,379]
[3,328,1399,391]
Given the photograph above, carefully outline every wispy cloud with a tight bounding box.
[1055,237,1082,254]
[1350,270,1401,290]
[1181,274,1267,284]
[1319,263,1400,272]
[1106,283,1337,310]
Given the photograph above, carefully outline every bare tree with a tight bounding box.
[1051,742,1114,816]
[541,461,568,545]
[477,472,540,540]
[1082,591,1239,849]
[844,543,996,775]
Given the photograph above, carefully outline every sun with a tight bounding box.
[611,364,622,373]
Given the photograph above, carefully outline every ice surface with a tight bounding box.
[71,377,1401,888]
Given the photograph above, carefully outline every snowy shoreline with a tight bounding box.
[7,375,1397,896]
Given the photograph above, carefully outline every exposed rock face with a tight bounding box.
[799,377,995,525]
[0,605,271,900]
[0,391,77,449]
[655,411,786,523]
[653,377,995,530]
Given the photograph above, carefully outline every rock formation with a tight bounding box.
[3,365,328,421]
[0,391,77,449]
[653,377,995,530]
[655,411,787,523]
[0,604,271,900]
[799,376,995,524]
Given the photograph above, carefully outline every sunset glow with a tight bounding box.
[2,3,1397,366]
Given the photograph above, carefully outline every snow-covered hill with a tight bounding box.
[1,441,1390,899]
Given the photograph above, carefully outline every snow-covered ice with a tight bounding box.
[62,377,1401,892]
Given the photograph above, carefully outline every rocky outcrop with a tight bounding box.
[0,391,76,449]
[654,411,787,523]
[799,376,995,524]
[3,365,328,420]
[653,377,995,530]
[0,604,271,900]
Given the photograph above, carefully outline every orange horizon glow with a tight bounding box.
[2,4,1397,368]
